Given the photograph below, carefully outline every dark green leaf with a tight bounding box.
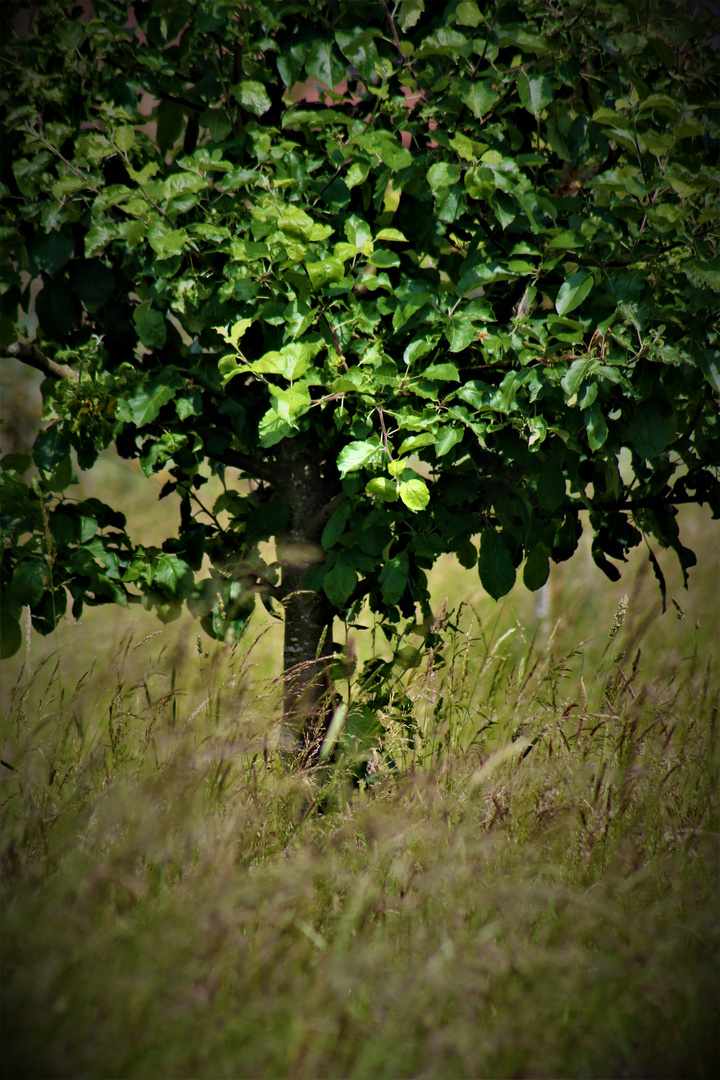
[0,602,22,659]
[32,231,74,277]
[321,500,353,550]
[323,553,357,608]
[34,426,70,472]
[628,411,668,458]
[523,546,550,591]
[133,304,167,349]
[479,530,516,600]
[517,73,554,117]
[380,552,409,606]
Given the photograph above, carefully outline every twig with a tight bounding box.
[377,406,393,459]
[379,0,430,104]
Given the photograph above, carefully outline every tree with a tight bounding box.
[1,0,718,754]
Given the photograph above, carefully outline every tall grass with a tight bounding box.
[2,586,718,1079]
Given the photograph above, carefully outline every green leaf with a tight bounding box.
[398,478,430,511]
[427,163,461,191]
[684,258,720,293]
[695,349,720,394]
[9,560,49,606]
[435,426,463,456]
[537,463,566,511]
[334,29,381,84]
[369,249,401,268]
[252,342,318,380]
[517,73,554,117]
[478,530,516,600]
[561,357,599,401]
[121,381,177,428]
[555,272,594,316]
[323,554,357,608]
[245,499,291,545]
[424,362,459,381]
[33,426,70,472]
[306,38,345,89]
[398,432,435,455]
[133,304,166,349]
[337,438,383,477]
[346,161,370,188]
[321,500,352,550]
[153,554,192,599]
[148,227,188,260]
[32,231,74,277]
[379,552,409,605]
[584,403,609,451]
[114,126,135,152]
[305,257,345,289]
[404,338,435,365]
[399,0,425,31]
[366,477,398,502]
[0,602,22,659]
[461,81,498,119]
[456,0,481,26]
[231,81,272,116]
[628,411,668,458]
[356,132,413,172]
[375,228,407,242]
[446,317,476,353]
[523,546,550,591]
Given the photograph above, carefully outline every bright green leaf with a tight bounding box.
[231,80,272,116]
[555,272,593,316]
[366,476,398,502]
[398,477,430,511]
[337,438,383,477]
[461,81,498,119]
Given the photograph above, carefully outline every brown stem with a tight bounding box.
[216,447,282,485]
[377,406,393,459]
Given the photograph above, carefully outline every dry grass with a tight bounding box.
[1,563,718,1078]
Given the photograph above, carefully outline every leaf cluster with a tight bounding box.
[0,0,718,658]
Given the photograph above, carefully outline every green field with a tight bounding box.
[1,453,718,1078]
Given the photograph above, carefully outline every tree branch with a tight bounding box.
[306,492,346,538]
[217,447,283,486]
[567,493,716,514]
[1,342,78,381]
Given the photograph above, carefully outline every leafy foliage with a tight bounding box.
[0,0,718,669]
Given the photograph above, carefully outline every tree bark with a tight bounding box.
[275,440,338,756]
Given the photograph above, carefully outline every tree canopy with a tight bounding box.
[1,0,718,741]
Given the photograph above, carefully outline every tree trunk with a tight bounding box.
[275,441,337,756]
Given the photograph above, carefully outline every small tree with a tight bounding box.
[1,0,718,750]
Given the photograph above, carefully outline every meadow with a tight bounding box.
[1,440,718,1079]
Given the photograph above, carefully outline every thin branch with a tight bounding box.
[471,0,503,76]
[216,447,283,485]
[377,406,393,459]
[1,342,78,381]
[379,0,430,104]
[306,492,346,537]
[566,493,715,513]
